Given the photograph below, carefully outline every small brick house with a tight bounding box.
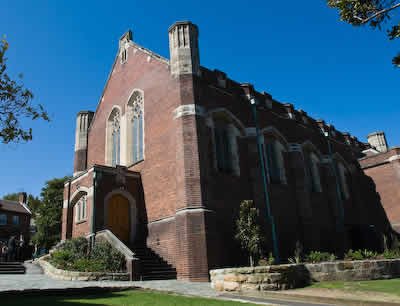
[61,21,395,281]
[359,132,400,234]
[0,193,32,244]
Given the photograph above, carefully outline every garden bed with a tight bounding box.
[38,257,129,281]
[39,237,129,281]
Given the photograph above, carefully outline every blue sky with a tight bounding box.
[0,0,399,197]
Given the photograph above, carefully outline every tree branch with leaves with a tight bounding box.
[0,38,49,144]
[328,0,400,66]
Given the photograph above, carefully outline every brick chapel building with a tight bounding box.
[61,21,395,281]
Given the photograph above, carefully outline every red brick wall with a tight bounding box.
[63,173,93,240]
[62,35,393,282]
[194,69,390,265]
[87,46,180,223]
[362,153,400,231]
[0,210,31,241]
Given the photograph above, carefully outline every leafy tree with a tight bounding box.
[328,0,400,66]
[32,176,70,250]
[3,193,18,201]
[3,192,41,216]
[0,37,49,144]
[235,200,264,267]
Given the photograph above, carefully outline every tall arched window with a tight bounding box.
[75,196,87,223]
[106,108,121,166]
[264,139,287,184]
[211,112,243,176]
[337,162,350,200]
[306,152,322,192]
[127,90,144,164]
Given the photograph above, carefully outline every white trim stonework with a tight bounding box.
[173,104,205,119]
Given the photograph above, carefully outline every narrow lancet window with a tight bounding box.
[128,91,144,164]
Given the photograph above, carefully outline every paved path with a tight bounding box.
[0,262,333,306]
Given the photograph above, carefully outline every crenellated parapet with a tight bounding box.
[198,66,367,151]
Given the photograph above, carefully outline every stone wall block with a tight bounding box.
[210,259,400,293]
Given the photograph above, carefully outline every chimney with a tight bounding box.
[119,30,132,63]
[74,111,94,176]
[316,119,327,134]
[283,103,295,119]
[367,131,388,153]
[168,21,200,76]
[18,192,27,205]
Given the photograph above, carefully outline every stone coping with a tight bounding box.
[210,258,400,292]
[38,257,129,281]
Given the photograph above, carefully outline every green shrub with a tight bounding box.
[383,249,400,259]
[361,249,379,259]
[50,250,75,268]
[72,258,105,272]
[91,241,125,272]
[258,252,275,266]
[345,250,364,261]
[62,237,88,258]
[306,251,336,263]
[50,237,125,272]
[345,249,379,261]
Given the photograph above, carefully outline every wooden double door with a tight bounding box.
[107,194,130,243]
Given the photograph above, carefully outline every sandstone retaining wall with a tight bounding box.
[210,259,400,292]
[38,258,129,281]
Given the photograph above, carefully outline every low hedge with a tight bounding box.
[49,237,126,273]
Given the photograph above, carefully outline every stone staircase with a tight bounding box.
[132,245,177,281]
[0,262,26,274]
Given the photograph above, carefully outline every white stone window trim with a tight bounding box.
[120,42,129,64]
[263,138,288,185]
[261,126,289,185]
[301,141,323,193]
[75,196,87,223]
[105,106,122,167]
[337,162,350,200]
[309,152,322,193]
[206,108,245,176]
[125,88,145,166]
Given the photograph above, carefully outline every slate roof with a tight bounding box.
[0,199,31,215]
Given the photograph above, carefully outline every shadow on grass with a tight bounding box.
[0,289,130,306]
[0,289,260,306]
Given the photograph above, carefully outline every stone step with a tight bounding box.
[0,262,25,274]
[141,274,177,281]
[130,245,177,280]
[0,269,25,274]
[141,267,175,273]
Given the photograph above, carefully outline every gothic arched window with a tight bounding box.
[127,90,144,164]
[264,139,287,184]
[337,162,350,200]
[306,152,322,192]
[211,112,243,176]
[75,196,87,223]
[106,108,121,167]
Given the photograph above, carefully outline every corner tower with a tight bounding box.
[74,111,94,176]
[168,21,200,76]
[368,131,388,153]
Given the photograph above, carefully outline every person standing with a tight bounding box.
[17,234,25,261]
[7,236,16,262]
[0,243,7,262]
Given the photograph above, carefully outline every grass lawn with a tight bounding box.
[311,278,400,296]
[1,289,259,306]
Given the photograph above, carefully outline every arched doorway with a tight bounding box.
[107,194,130,243]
